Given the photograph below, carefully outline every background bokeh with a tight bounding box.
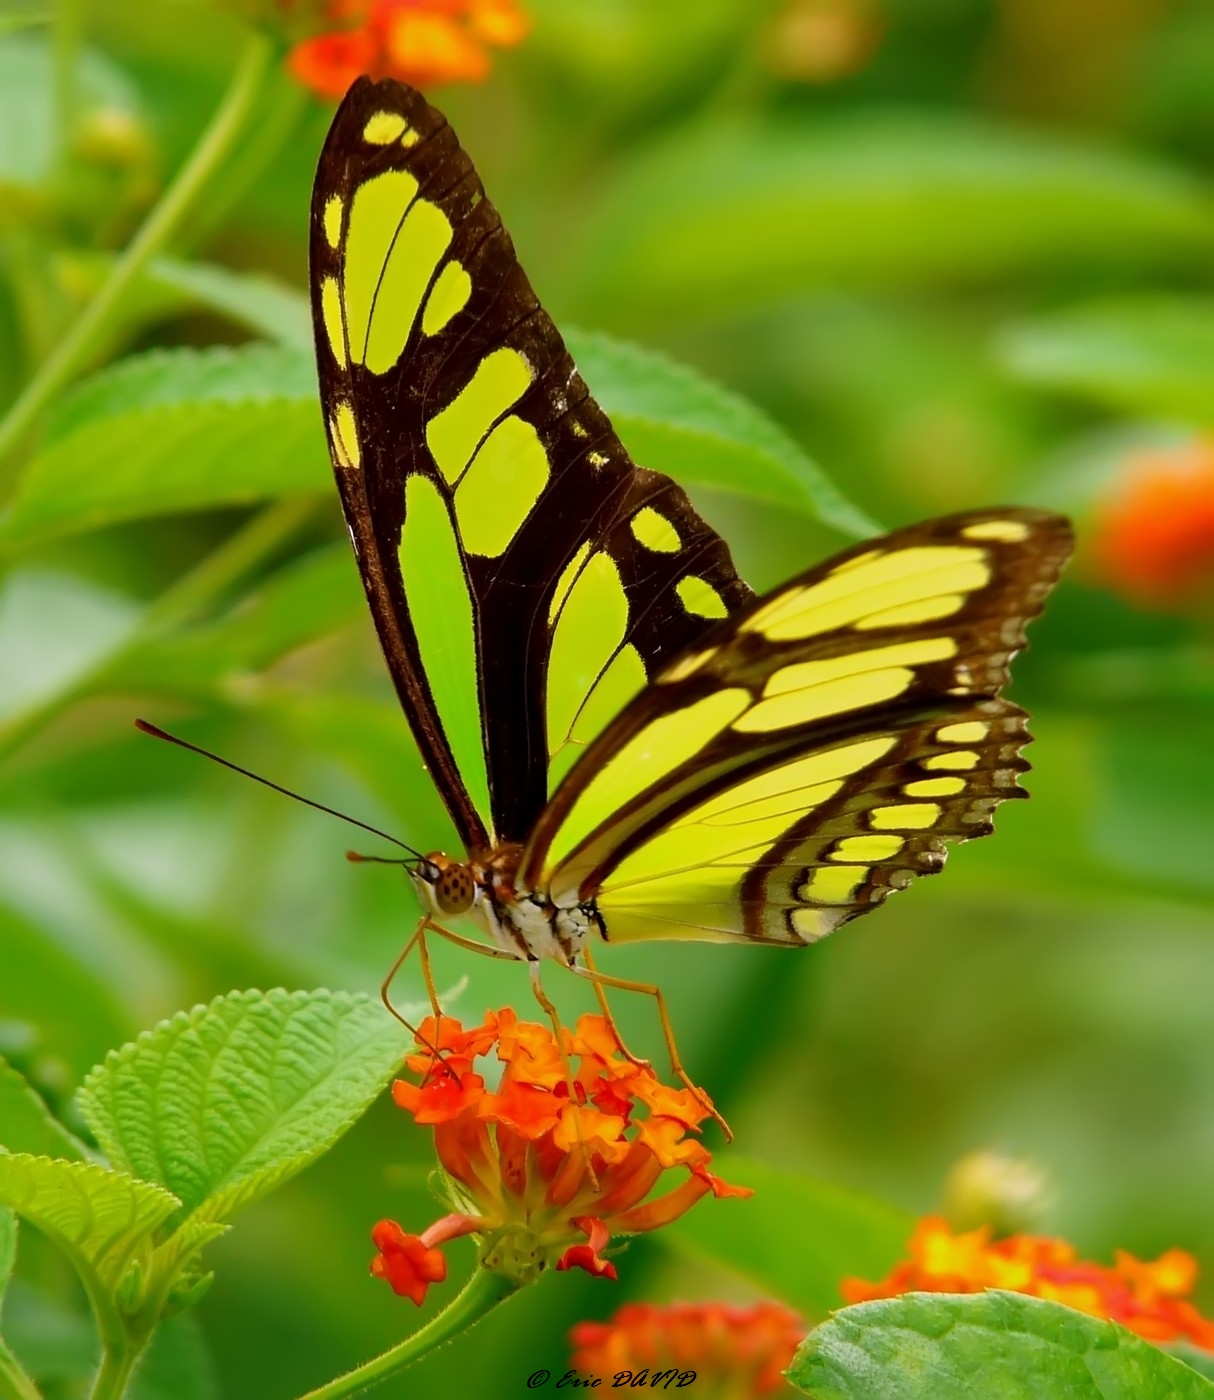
[2,0,1213,1394]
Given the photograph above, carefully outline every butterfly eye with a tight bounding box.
[435,864,476,915]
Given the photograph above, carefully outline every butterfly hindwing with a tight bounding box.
[309,79,751,852]
[523,508,1073,942]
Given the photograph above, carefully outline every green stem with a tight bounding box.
[0,28,275,483]
[86,1339,139,1400]
[295,1270,521,1400]
[0,1342,43,1400]
[0,493,317,761]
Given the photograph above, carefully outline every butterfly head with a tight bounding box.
[414,851,479,916]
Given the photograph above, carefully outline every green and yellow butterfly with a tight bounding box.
[309,78,1072,1095]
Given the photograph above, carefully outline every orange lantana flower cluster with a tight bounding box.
[370,1010,749,1306]
[570,1301,805,1397]
[1090,438,1214,610]
[843,1216,1214,1351]
[289,0,529,99]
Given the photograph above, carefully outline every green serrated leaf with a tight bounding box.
[568,113,1214,325]
[999,297,1214,425]
[0,345,326,550]
[77,989,407,1224]
[567,329,877,536]
[790,1291,1214,1399]
[0,1155,178,1293]
[0,1058,88,1160]
[661,1157,911,1319]
[0,330,873,547]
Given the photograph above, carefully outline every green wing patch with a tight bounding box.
[522,508,1073,943]
[310,79,752,852]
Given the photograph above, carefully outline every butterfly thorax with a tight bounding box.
[416,847,597,965]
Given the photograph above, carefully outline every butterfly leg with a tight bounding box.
[569,954,732,1143]
[379,916,460,1073]
[380,916,430,1035]
[579,954,652,1075]
[424,917,523,1042]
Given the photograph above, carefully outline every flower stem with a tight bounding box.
[0,28,276,484]
[86,1339,139,1400]
[295,1270,521,1400]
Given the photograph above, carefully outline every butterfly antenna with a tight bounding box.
[134,718,424,859]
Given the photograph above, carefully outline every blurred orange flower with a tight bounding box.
[289,0,530,99]
[370,1009,749,1306]
[570,1300,805,1397]
[843,1216,1214,1351]
[1089,439,1214,610]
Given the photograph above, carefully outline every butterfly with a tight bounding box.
[308,78,1072,1096]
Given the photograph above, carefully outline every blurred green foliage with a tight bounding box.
[1,0,1213,1394]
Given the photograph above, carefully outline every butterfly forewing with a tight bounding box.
[524,508,1073,943]
[309,79,751,852]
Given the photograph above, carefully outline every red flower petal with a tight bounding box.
[369,1219,447,1305]
[557,1216,618,1281]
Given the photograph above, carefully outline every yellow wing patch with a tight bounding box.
[831,834,903,861]
[547,552,644,791]
[937,720,988,742]
[550,688,751,877]
[427,348,532,482]
[398,474,492,827]
[335,166,476,376]
[363,198,452,374]
[323,195,343,249]
[422,261,472,336]
[963,519,1031,543]
[600,736,896,894]
[677,575,729,619]
[743,545,989,641]
[421,347,553,557]
[734,636,957,733]
[328,401,360,470]
[455,415,549,556]
[362,110,409,144]
[321,276,346,369]
[871,802,940,830]
[533,508,1072,942]
[342,170,419,363]
[923,750,980,771]
[631,507,681,553]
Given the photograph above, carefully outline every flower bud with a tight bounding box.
[942,1149,1052,1236]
